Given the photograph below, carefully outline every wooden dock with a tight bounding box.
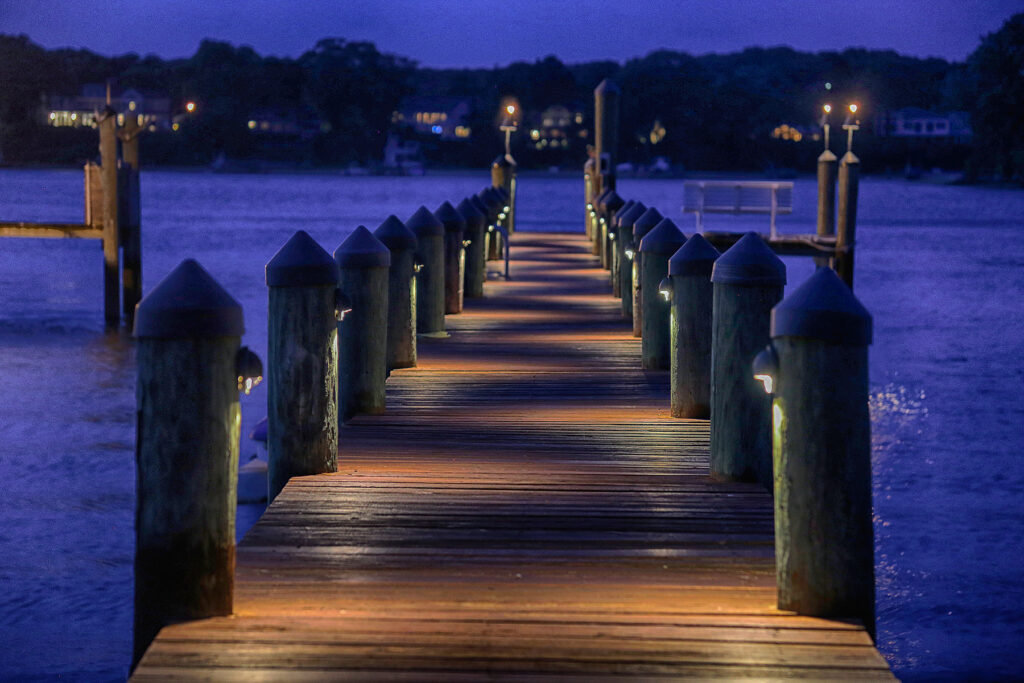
[133,232,893,680]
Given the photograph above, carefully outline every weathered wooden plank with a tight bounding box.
[0,221,102,239]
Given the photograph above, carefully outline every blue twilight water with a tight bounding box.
[0,169,1021,681]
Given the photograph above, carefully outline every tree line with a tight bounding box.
[0,12,1020,181]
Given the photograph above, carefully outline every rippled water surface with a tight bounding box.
[0,169,1022,680]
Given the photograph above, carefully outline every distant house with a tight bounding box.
[246,108,323,140]
[44,84,171,130]
[878,108,972,142]
[528,104,586,150]
[392,96,473,140]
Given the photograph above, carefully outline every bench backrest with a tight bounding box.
[683,181,793,215]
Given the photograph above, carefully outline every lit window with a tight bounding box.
[530,129,540,140]
[128,101,136,111]
[172,122,180,131]
[455,126,471,138]
[261,121,270,131]
[441,113,447,121]
[70,113,77,121]
[49,112,56,120]
[137,114,143,126]
[248,120,257,129]
[574,113,583,124]
[117,114,124,125]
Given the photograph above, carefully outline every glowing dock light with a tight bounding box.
[823,104,832,114]
[506,104,516,115]
[335,290,354,321]
[658,277,673,302]
[236,346,263,395]
[185,101,196,113]
[625,249,635,260]
[848,104,858,114]
[752,344,779,395]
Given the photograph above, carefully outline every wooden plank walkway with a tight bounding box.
[133,232,893,680]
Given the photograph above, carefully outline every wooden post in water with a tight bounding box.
[374,215,419,369]
[638,218,686,370]
[435,201,467,314]
[477,188,502,267]
[631,207,663,337]
[817,149,838,239]
[616,202,646,316]
[767,267,875,636]
[836,151,860,289]
[406,207,446,336]
[710,232,786,490]
[132,259,246,669]
[459,197,488,298]
[265,231,339,502]
[334,226,390,422]
[119,115,143,325]
[98,106,120,327]
[668,234,719,418]
[594,78,620,196]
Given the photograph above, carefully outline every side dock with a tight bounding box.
[132,232,892,680]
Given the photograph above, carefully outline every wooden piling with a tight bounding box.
[491,155,516,236]
[120,116,143,324]
[406,207,446,336]
[669,234,719,418]
[770,267,875,636]
[836,151,860,288]
[435,201,467,314]
[638,218,686,370]
[816,150,838,238]
[710,232,785,490]
[594,78,620,195]
[458,197,487,298]
[98,106,120,327]
[600,190,624,270]
[374,215,419,369]
[334,226,391,422]
[132,259,244,669]
[631,207,664,337]
[616,202,646,317]
[610,199,636,297]
[266,231,340,503]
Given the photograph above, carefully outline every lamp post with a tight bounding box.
[816,104,838,246]
[837,103,860,288]
[500,104,518,157]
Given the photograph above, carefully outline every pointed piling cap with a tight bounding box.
[493,185,510,201]
[334,225,391,269]
[266,230,339,287]
[434,201,467,233]
[594,188,612,207]
[478,187,500,211]
[134,258,243,338]
[669,233,720,277]
[640,218,687,254]
[617,202,646,230]
[457,197,485,228]
[711,232,786,286]
[493,155,514,169]
[600,190,625,213]
[772,267,872,346]
[595,78,621,95]
[632,207,664,241]
[374,215,418,251]
[405,205,445,238]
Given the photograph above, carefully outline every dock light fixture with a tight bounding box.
[752,344,779,395]
[843,103,861,153]
[185,101,196,113]
[820,104,832,150]
[658,277,673,302]
[462,239,472,248]
[335,289,353,321]
[236,346,263,395]
[625,248,635,260]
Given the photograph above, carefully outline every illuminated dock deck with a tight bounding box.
[132,232,892,680]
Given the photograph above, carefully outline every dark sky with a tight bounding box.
[1,0,1021,66]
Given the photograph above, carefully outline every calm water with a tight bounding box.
[0,169,1021,681]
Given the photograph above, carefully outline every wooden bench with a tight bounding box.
[683,180,793,237]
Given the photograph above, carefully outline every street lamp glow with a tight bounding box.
[849,104,858,114]
[185,101,196,113]
[506,104,515,115]
[823,104,832,114]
